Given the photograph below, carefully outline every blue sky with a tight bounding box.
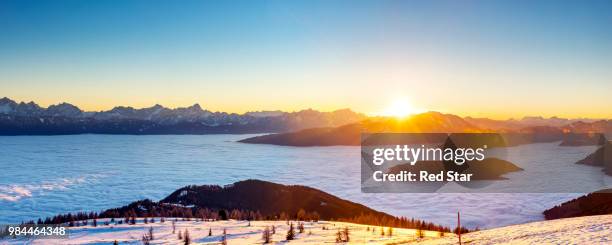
[1,0,611,118]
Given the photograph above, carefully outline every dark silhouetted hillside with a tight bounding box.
[161,179,383,220]
[576,141,612,176]
[32,179,451,232]
[544,189,612,220]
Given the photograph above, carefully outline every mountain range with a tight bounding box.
[0,97,365,135]
[1,97,610,136]
[240,111,612,146]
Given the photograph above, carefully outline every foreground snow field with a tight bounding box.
[9,219,451,245]
[408,214,612,245]
[6,215,612,244]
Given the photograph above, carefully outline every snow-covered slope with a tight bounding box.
[9,215,612,244]
[409,214,612,245]
[12,219,450,245]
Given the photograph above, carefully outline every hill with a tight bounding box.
[160,179,386,220]
[543,189,612,220]
[405,214,612,244]
[575,141,612,176]
[34,180,449,232]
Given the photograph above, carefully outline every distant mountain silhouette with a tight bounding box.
[240,112,610,146]
[2,97,610,137]
[543,189,612,220]
[387,158,523,181]
[465,116,601,131]
[0,97,365,135]
[240,112,484,146]
[576,141,612,176]
[562,120,612,134]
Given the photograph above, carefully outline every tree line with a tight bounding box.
[25,199,472,233]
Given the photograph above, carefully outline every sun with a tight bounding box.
[381,98,423,119]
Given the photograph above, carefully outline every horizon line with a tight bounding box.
[1,96,609,121]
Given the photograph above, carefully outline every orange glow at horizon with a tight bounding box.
[379,98,426,119]
[3,95,611,120]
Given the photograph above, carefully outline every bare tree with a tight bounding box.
[183,229,190,245]
[262,226,271,244]
[142,234,151,245]
[221,231,228,245]
[335,227,350,243]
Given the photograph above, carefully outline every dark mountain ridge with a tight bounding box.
[240,112,611,146]
[2,97,610,137]
[0,97,365,135]
[161,179,383,220]
[32,179,451,232]
[543,189,612,220]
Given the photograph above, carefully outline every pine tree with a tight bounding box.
[279,212,288,221]
[178,230,183,240]
[208,227,212,236]
[310,211,320,222]
[149,226,154,240]
[286,223,295,240]
[142,234,150,245]
[297,209,307,221]
[298,222,305,233]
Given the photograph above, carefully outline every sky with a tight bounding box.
[0,0,611,119]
